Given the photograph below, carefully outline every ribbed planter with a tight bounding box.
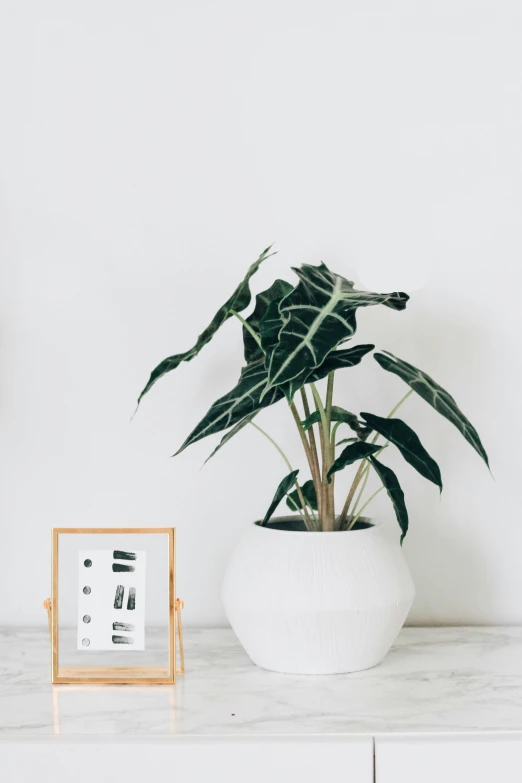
[221,516,415,674]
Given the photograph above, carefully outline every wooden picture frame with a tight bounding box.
[47,527,183,685]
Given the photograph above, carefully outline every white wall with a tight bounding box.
[1,0,521,627]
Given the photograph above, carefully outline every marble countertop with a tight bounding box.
[2,627,522,740]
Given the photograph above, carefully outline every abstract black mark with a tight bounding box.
[112,635,134,645]
[114,584,124,609]
[113,550,137,561]
[83,614,91,624]
[113,621,135,632]
[84,559,92,568]
[83,586,91,595]
[127,587,136,610]
[112,563,135,573]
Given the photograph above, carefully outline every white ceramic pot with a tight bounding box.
[221,517,415,674]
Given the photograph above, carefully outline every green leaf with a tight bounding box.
[309,344,375,377]
[175,360,283,454]
[361,412,442,491]
[286,479,318,511]
[301,406,360,432]
[284,344,376,402]
[336,437,358,446]
[203,413,257,464]
[369,456,409,543]
[263,263,408,399]
[301,410,321,431]
[374,351,489,468]
[262,470,300,526]
[330,406,361,426]
[243,279,293,363]
[327,441,382,482]
[324,405,372,439]
[137,245,276,406]
[259,297,287,357]
[329,407,372,440]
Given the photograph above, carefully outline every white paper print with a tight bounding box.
[77,549,146,651]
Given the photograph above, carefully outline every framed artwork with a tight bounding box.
[47,528,183,684]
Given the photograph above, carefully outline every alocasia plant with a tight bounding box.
[136,247,489,542]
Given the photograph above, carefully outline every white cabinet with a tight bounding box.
[3,628,522,783]
[2,738,374,783]
[376,736,522,783]
[5,736,522,782]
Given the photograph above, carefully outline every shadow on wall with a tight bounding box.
[355,291,497,626]
[405,517,498,626]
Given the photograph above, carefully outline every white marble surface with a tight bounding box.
[1,627,522,740]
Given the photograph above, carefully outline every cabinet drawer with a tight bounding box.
[1,738,373,783]
[376,735,522,783]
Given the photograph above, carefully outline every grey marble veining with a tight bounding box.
[1,627,522,740]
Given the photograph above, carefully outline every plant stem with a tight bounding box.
[310,383,329,443]
[250,421,293,472]
[348,487,384,530]
[340,389,414,526]
[349,460,371,523]
[325,372,335,420]
[299,387,322,517]
[369,389,415,449]
[339,458,366,526]
[325,372,336,528]
[343,444,390,530]
[386,388,414,420]
[289,401,318,483]
[331,420,342,445]
[313,395,326,519]
[250,421,314,530]
[311,381,335,531]
[230,310,262,349]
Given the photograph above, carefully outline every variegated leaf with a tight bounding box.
[327,441,382,482]
[259,296,285,357]
[286,479,318,512]
[262,470,300,526]
[301,406,360,432]
[204,413,257,464]
[374,351,489,468]
[243,279,293,363]
[196,345,374,459]
[137,245,276,406]
[361,412,442,490]
[308,344,375,377]
[283,344,375,400]
[301,410,321,431]
[329,406,361,428]
[263,263,408,398]
[369,456,409,543]
[302,405,371,444]
[175,360,283,455]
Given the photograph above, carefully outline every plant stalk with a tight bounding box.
[348,486,384,530]
[348,459,371,525]
[250,421,314,530]
[310,381,335,531]
[289,401,317,483]
[339,458,366,526]
[325,372,336,529]
[230,310,262,348]
[299,387,322,518]
[386,388,414,420]
[340,389,414,526]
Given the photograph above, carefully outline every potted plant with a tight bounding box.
[136,246,489,674]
